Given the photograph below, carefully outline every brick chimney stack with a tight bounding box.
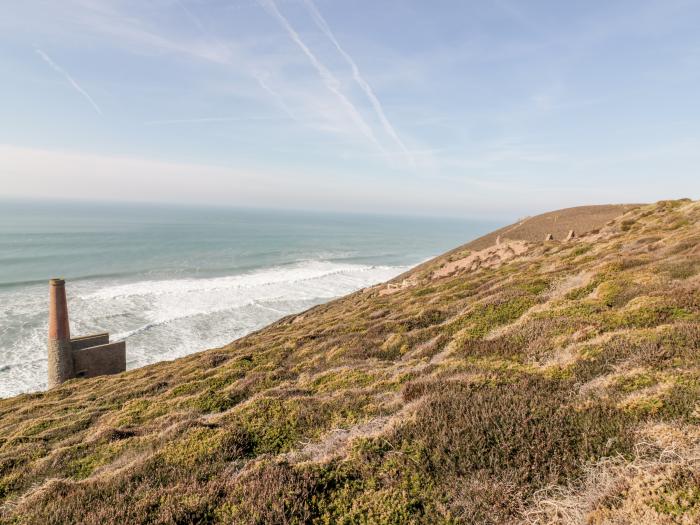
[46,279,127,389]
[47,278,74,388]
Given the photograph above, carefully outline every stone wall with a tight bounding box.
[72,341,126,379]
[70,333,109,351]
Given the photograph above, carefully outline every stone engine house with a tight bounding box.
[47,278,126,388]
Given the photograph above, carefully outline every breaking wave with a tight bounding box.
[0,260,407,398]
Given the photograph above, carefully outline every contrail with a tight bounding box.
[173,0,228,61]
[252,71,302,124]
[302,0,414,165]
[173,0,207,33]
[172,1,302,126]
[257,0,384,151]
[35,48,103,115]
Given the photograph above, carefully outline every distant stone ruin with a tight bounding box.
[566,230,576,241]
[544,233,554,241]
[47,279,126,388]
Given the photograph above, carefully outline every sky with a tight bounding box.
[1,0,699,218]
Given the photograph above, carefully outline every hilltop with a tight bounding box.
[2,199,700,524]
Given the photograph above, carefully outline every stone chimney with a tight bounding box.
[47,278,74,388]
[46,279,127,389]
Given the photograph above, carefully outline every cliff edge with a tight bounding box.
[2,199,700,524]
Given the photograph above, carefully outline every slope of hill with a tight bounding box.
[457,203,639,248]
[2,199,700,524]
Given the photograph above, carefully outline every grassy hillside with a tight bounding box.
[2,199,700,524]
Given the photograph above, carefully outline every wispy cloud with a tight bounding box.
[168,1,309,130]
[251,71,304,124]
[30,1,401,162]
[302,0,414,165]
[35,48,103,115]
[171,0,233,64]
[256,0,384,152]
[144,116,283,125]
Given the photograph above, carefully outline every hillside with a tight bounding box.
[2,199,700,524]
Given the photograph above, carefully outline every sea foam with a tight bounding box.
[0,260,406,398]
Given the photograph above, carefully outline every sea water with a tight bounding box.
[0,199,498,398]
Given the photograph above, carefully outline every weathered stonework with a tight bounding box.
[47,338,74,388]
[47,279,73,388]
[73,341,126,379]
[70,333,109,351]
[47,279,126,388]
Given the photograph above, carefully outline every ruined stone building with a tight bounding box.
[47,278,126,388]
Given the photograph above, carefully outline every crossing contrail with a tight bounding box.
[302,0,413,165]
[257,0,385,152]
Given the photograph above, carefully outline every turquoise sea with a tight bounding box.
[0,199,500,397]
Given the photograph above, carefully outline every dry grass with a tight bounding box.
[526,423,700,524]
[1,199,700,524]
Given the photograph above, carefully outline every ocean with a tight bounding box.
[0,199,499,398]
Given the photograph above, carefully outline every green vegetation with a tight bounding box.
[2,199,700,524]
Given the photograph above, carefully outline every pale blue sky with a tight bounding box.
[1,0,699,218]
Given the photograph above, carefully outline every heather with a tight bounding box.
[2,200,700,524]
